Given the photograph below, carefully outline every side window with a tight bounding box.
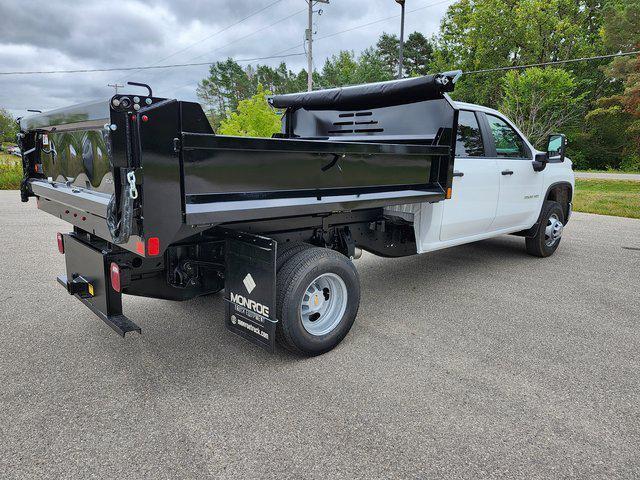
[486,114,530,159]
[455,110,485,157]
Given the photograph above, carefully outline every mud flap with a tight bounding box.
[224,231,278,352]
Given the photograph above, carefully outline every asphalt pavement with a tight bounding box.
[1,190,639,479]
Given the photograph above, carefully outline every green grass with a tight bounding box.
[0,153,21,189]
[576,168,640,175]
[574,179,640,219]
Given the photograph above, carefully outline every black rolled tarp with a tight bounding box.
[268,73,456,111]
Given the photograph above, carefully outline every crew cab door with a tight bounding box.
[439,110,500,241]
[481,113,544,230]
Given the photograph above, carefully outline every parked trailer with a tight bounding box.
[18,72,573,355]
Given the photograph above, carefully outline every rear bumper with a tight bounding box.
[58,234,141,337]
[57,275,140,337]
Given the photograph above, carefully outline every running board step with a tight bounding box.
[94,312,142,337]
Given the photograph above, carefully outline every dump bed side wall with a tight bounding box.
[182,136,443,198]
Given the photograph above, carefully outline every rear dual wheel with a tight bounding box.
[276,245,360,356]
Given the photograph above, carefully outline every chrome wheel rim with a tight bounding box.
[545,213,564,247]
[300,273,348,336]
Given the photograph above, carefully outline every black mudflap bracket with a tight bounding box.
[222,230,278,352]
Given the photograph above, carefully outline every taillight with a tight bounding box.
[147,237,160,256]
[56,233,64,254]
[110,262,121,293]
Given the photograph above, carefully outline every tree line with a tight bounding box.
[198,0,639,171]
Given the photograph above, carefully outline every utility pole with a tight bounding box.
[395,0,406,79]
[107,83,124,94]
[306,0,329,91]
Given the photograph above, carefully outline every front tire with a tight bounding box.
[276,247,360,356]
[526,200,565,257]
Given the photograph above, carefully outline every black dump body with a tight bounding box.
[17,74,460,343]
[18,74,459,259]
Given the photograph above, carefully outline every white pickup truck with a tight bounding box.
[388,101,574,258]
[19,75,574,356]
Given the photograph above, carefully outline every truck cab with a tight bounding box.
[388,102,574,256]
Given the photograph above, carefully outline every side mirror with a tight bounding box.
[533,152,548,172]
[546,134,566,162]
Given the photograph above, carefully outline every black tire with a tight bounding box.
[276,247,360,356]
[526,200,565,257]
[276,242,312,271]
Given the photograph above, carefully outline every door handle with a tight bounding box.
[501,169,514,175]
[453,171,464,177]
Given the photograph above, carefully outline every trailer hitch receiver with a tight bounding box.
[63,273,93,298]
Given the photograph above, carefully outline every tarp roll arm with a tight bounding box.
[268,72,461,112]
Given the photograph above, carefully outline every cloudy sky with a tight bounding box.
[0,0,452,116]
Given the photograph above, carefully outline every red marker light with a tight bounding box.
[56,232,64,254]
[141,115,149,122]
[110,262,121,293]
[147,237,160,256]
[131,115,137,121]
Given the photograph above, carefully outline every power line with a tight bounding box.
[1,49,636,79]
[321,0,452,41]
[0,0,451,77]
[2,3,635,84]
[0,2,302,78]
[232,53,306,62]
[0,53,307,76]
[115,0,286,81]
[138,6,307,92]
[159,0,285,63]
[162,8,307,93]
[464,51,640,75]
[272,0,455,56]
[180,9,306,64]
